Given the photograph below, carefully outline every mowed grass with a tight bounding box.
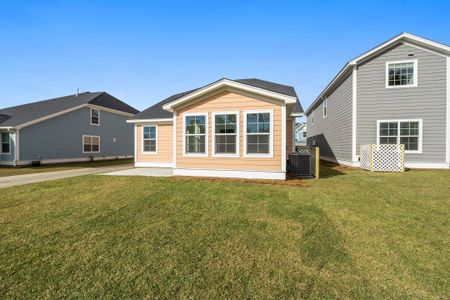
[0,165,449,299]
[0,159,133,177]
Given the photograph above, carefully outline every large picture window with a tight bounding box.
[245,111,272,156]
[377,119,422,153]
[386,60,417,88]
[1,132,10,154]
[185,114,207,155]
[213,113,238,156]
[143,126,157,153]
[83,135,100,153]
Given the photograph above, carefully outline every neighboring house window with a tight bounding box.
[213,112,238,156]
[303,132,307,138]
[323,98,328,117]
[378,119,422,153]
[185,114,207,155]
[245,111,272,156]
[91,108,100,125]
[143,126,157,153]
[1,132,10,154]
[386,60,417,88]
[311,111,315,125]
[83,135,100,153]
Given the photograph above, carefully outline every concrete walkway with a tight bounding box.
[101,167,173,177]
[0,164,133,189]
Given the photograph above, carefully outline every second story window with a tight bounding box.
[91,108,100,125]
[386,60,417,88]
[323,98,328,117]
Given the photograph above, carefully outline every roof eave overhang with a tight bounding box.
[162,79,297,112]
[0,126,14,130]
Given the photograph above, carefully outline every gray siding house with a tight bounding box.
[306,33,450,169]
[0,92,138,166]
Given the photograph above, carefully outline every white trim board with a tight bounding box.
[281,105,286,171]
[173,168,286,180]
[162,79,297,111]
[405,162,450,169]
[352,66,357,162]
[135,162,174,168]
[127,118,173,123]
[446,56,450,164]
[14,155,132,166]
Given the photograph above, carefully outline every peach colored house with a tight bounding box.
[128,79,303,180]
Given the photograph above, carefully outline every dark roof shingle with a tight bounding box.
[0,92,138,127]
[134,78,302,120]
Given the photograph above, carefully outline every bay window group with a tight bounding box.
[183,110,273,157]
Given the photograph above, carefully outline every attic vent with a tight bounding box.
[407,52,414,57]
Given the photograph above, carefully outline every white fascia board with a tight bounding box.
[290,112,304,117]
[86,104,136,117]
[162,79,297,111]
[126,118,173,123]
[0,127,14,130]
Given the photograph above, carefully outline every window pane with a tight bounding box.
[215,115,226,125]
[215,124,226,134]
[186,135,205,153]
[247,134,269,154]
[247,113,257,124]
[92,145,99,152]
[259,113,270,123]
[2,143,10,153]
[247,124,258,133]
[92,137,99,145]
[380,137,397,144]
[226,114,236,124]
[84,144,91,152]
[83,136,91,144]
[388,62,414,86]
[1,133,8,143]
[215,135,236,154]
[400,137,418,151]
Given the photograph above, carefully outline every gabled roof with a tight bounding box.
[305,32,450,115]
[133,78,302,121]
[0,92,138,128]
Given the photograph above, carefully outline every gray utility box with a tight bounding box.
[289,152,311,177]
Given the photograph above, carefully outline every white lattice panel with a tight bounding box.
[372,144,404,172]
[360,145,371,171]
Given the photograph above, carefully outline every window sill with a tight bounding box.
[183,153,208,157]
[243,154,274,158]
[142,151,157,155]
[212,153,240,158]
[385,84,417,89]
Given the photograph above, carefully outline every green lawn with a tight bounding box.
[0,159,133,177]
[0,165,449,299]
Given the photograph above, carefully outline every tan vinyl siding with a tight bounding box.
[176,91,283,172]
[136,123,173,163]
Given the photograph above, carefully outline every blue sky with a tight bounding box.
[1,0,449,114]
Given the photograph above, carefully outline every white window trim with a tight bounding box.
[90,108,100,126]
[142,125,158,154]
[183,112,208,157]
[212,111,240,157]
[243,109,274,158]
[82,135,101,154]
[376,119,423,154]
[385,59,418,89]
[1,132,11,155]
[323,97,328,118]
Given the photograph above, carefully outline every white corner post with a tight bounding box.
[352,65,358,163]
[173,113,177,168]
[281,104,286,172]
[446,56,450,164]
[133,125,137,163]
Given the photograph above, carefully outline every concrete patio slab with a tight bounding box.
[101,167,173,177]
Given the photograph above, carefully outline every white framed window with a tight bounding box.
[82,135,100,153]
[323,97,328,118]
[91,108,100,125]
[212,112,239,157]
[142,125,157,153]
[303,132,307,138]
[386,59,418,88]
[244,110,273,157]
[183,113,208,156]
[311,110,315,125]
[377,119,422,153]
[1,132,10,154]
